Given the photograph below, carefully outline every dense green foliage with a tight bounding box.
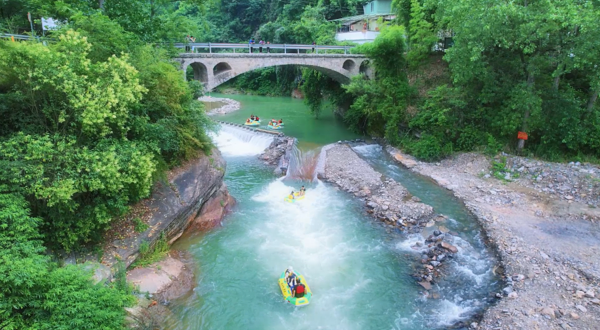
[343,25,412,141]
[206,0,367,96]
[332,0,600,161]
[200,0,366,43]
[0,193,132,330]
[0,1,215,327]
[0,26,212,250]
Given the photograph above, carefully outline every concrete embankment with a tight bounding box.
[386,146,600,330]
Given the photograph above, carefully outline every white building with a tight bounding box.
[331,0,396,44]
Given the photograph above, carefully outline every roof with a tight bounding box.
[329,13,395,23]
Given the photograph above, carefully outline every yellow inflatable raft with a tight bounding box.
[278,272,312,306]
[244,120,260,126]
[284,192,305,203]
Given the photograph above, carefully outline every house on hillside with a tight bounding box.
[330,0,396,44]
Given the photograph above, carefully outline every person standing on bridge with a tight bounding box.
[185,35,191,52]
[312,41,316,53]
[249,38,254,53]
[266,41,271,53]
[190,36,196,53]
[259,40,264,53]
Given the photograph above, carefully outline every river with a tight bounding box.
[167,94,500,329]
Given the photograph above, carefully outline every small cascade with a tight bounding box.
[210,124,274,157]
[285,145,321,181]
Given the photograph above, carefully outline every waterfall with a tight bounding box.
[210,124,274,157]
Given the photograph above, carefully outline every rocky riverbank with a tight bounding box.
[319,144,471,293]
[200,95,241,115]
[321,144,435,227]
[97,149,233,270]
[387,147,600,330]
[125,251,195,329]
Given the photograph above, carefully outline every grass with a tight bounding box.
[133,217,149,233]
[490,156,520,182]
[132,234,170,268]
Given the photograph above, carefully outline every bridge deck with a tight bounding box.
[175,42,358,55]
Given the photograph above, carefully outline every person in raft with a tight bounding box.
[250,114,255,121]
[285,266,297,291]
[255,116,260,121]
[299,186,306,196]
[288,191,295,199]
[246,118,251,123]
[278,119,283,124]
[292,277,306,298]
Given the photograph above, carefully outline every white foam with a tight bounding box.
[352,144,382,157]
[433,299,474,327]
[210,124,274,157]
[396,234,427,253]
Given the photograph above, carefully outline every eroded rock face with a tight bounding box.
[103,149,228,268]
[127,253,194,301]
[190,183,235,232]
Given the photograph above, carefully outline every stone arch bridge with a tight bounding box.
[175,53,370,91]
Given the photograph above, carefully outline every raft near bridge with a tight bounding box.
[173,43,371,91]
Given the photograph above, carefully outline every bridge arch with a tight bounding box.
[189,62,208,83]
[177,54,370,91]
[213,62,232,76]
[342,59,356,72]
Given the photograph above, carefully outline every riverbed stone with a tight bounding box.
[439,241,459,253]
[418,281,432,290]
[541,307,556,319]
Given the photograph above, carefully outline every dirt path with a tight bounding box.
[388,148,600,330]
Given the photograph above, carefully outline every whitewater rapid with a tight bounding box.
[166,126,499,330]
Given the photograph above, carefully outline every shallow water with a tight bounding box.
[166,96,500,329]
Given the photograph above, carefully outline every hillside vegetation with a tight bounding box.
[1,1,212,328]
[336,0,600,162]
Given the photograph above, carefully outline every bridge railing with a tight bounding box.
[1,33,40,41]
[174,42,356,55]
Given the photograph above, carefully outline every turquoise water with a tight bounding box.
[166,96,499,329]
[207,93,362,146]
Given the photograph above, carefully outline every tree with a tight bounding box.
[406,0,436,69]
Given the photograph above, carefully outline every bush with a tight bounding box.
[403,134,451,161]
[457,127,483,151]
[0,193,131,330]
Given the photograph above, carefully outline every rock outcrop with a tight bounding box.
[126,252,194,303]
[125,252,194,329]
[259,136,295,175]
[102,149,229,268]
